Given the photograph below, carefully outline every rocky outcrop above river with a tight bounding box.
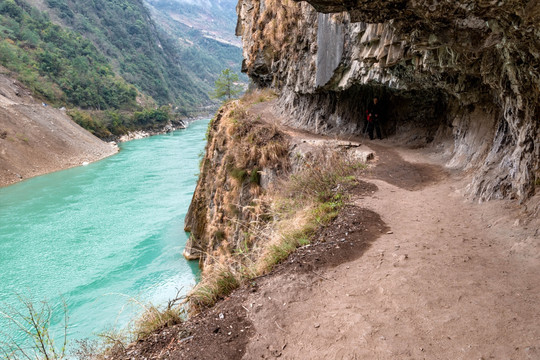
[184,100,290,267]
[117,122,185,142]
[0,70,118,187]
[237,0,539,201]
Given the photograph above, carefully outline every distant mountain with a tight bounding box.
[144,0,246,90]
[145,0,240,47]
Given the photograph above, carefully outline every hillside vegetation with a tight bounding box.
[145,0,245,86]
[0,0,137,110]
[41,0,209,111]
[0,0,243,139]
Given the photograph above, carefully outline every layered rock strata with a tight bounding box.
[237,0,539,201]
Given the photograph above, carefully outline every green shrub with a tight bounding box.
[249,168,261,185]
[229,167,247,181]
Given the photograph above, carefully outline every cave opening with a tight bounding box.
[290,84,451,146]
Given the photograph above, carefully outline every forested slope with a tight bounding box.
[0,0,243,139]
[30,0,209,111]
[0,0,138,110]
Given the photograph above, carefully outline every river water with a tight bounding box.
[0,119,208,349]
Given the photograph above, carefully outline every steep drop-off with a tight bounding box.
[237,0,539,202]
[0,70,117,187]
[184,97,290,267]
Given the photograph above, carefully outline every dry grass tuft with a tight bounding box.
[254,153,360,273]
[240,88,278,105]
[188,267,241,313]
[132,304,184,340]
[247,0,303,66]
[186,149,365,312]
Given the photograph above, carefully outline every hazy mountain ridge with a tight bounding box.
[145,0,240,47]
[144,0,245,86]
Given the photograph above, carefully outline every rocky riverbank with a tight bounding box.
[115,114,217,143]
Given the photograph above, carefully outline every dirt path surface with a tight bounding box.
[241,102,539,359]
[242,142,539,359]
[0,70,117,187]
[121,100,539,359]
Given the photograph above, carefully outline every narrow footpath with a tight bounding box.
[241,140,539,359]
[123,101,539,360]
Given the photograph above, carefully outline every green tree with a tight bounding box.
[0,0,23,20]
[213,68,243,101]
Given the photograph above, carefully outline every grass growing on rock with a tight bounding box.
[133,303,184,340]
[256,153,359,274]
[188,269,241,310]
[188,147,363,312]
[184,86,366,310]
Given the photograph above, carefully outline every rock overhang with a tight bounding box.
[236,0,539,201]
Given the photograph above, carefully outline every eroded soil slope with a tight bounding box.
[0,70,117,187]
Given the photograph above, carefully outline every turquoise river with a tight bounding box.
[0,119,209,350]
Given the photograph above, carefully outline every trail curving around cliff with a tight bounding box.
[239,102,540,360]
[119,100,539,359]
[241,142,539,359]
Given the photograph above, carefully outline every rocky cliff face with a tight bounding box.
[184,100,290,267]
[237,0,539,201]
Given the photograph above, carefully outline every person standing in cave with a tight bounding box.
[366,97,383,140]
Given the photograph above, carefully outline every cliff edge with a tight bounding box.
[0,69,118,187]
[117,93,539,360]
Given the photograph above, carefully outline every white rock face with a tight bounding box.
[118,131,150,142]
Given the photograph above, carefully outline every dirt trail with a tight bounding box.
[122,100,539,359]
[242,143,539,359]
[240,101,540,359]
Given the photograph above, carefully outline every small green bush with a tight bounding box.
[229,167,247,181]
[249,168,261,185]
